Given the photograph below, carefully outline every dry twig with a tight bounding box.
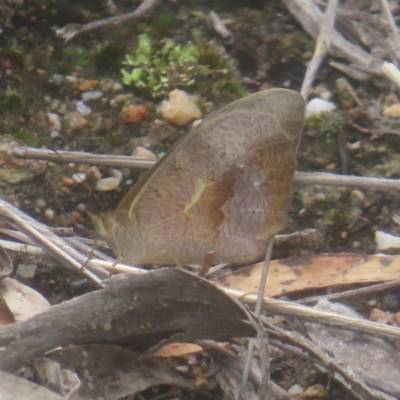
[301,0,338,99]
[56,0,159,42]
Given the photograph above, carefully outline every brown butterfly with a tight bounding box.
[92,89,305,266]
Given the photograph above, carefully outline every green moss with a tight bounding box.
[0,46,27,68]
[150,14,177,37]
[339,89,357,104]
[90,43,127,71]
[10,129,40,146]
[0,90,25,112]
[57,48,89,74]
[304,111,345,146]
[121,34,245,100]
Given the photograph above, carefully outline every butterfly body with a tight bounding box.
[93,89,305,266]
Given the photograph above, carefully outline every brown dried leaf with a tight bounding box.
[214,253,400,297]
[0,277,50,322]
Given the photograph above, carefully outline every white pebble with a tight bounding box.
[131,146,157,160]
[35,199,46,208]
[76,101,91,117]
[288,385,303,396]
[52,74,64,86]
[96,169,122,191]
[16,263,37,279]
[44,209,54,220]
[72,172,87,183]
[76,203,86,212]
[305,98,336,119]
[64,75,77,84]
[47,112,61,132]
[50,130,60,138]
[81,90,103,102]
[375,231,400,250]
[63,111,82,130]
[159,89,202,126]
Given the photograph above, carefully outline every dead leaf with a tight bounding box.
[0,246,12,279]
[33,359,80,400]
[0,370,65,400]
[0,277,50,322]
[214,253,400,297]
[154,342,204,357]
[305,300,400,396]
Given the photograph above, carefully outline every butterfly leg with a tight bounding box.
[198,251,215,277]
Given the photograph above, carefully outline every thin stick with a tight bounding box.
[382,61,400,89]
[56,0,159,42]
[300,0,338,99]
[6,147,400,191]
[239,238,274,399]
[380,0,400,51]
[222,288,400,342]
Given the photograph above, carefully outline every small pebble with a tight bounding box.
[72,172,87,183]
[370,308,390,324]
[36,199,46,208]
[383,103,400,118]
[52,74,64,86]
[16,263,37,279]
[44,209,54,220]
[100,79,123,92]
[131,146,157,160]
[119,105,150,123]
[305,98,336,119]
[62,177,74,186]
[63,111,83,130]
[64,75,78,84]
[78,80,99,91]
[159,89,202,126]
[50,131,60,138]
[288,385,303,396]
[110,93,134,108]
[76,101,91,117]
[87,166,102,180]
[340,231,348,240]
[81,90,103,102]
[96,169,122,191]
[76,203,86,212]
[47,112,61,132]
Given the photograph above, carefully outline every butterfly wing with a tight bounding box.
[114,89,305,265]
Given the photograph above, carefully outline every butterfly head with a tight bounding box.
[90,212,120,255]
